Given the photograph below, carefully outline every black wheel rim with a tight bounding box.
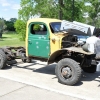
[61,66,72,79]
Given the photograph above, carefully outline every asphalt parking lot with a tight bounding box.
[0,59,100,100]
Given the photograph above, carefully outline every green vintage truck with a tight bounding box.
[0,18,98,86]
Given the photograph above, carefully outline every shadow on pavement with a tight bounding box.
[33,64,56,75]
[80,71,100,86]
[3,61,56,75]
[4,60,46,70]
[3,60,100,86]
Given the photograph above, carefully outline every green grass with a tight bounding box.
[0,32,25,47]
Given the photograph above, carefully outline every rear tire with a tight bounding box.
[0,49,7,69]
[82,65,96,73]
[55,58,82,86]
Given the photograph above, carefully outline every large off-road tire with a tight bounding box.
[0,49,7,69]
[55,58,82,86]
[82,65,96,73]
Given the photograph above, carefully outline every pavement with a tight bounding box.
[0,77,82,100]
[0,59,100,100]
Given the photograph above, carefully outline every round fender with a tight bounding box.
[48,49,67,64]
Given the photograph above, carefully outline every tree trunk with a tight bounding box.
[59,0,63,20]
[0,30,3,38]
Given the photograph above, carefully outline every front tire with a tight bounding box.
[55,58,82,86]
[0,49,7,69]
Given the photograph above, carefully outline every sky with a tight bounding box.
[0,0,20,20]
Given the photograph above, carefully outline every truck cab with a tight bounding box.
[26,18,65,58]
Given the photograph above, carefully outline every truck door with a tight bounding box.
[28,22,50,58]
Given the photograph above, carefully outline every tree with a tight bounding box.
[18,0,36,21]
[0,18,6,38]
[5,18,17,31]
[60,0,85,22]
[14,20,26,40]
[85,0,100,27]
[34,0,58,18]
[19,0,85,22]
[6,21,15,31]
[10,18,17,23]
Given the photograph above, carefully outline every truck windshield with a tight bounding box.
[50,22,61,33]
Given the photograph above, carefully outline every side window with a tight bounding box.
[30,23,47,35]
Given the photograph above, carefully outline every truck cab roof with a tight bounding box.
[27,18,61,25]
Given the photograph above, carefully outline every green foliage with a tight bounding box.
[33,24,41,30]
[14,20,26,41]
[84,0,100,27]
[5,18,17,31]
[0,18,17,32]
[19,0,36,21]
[19,0,85,22]
[61,0,85,22]
[10,18,17,23]
[34,0,58,18]
[5,21,15,31]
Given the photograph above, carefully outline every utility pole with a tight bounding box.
[59,0,63,20]
[72,0,74,21]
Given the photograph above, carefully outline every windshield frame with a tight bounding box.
[49,22,61,33]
